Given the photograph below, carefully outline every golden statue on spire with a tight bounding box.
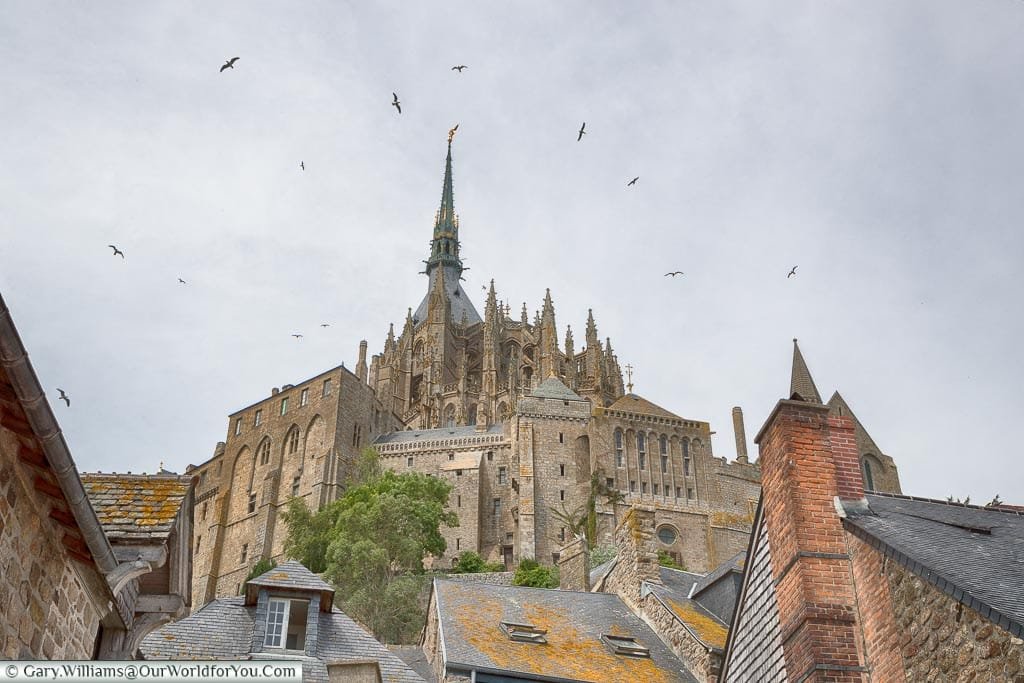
[448,123,459,143]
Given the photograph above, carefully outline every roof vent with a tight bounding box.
[500,622,548,644]
[601,635,650,658]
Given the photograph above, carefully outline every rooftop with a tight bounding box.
[245,560,335,612]
[140,597,425,683]
[80,472,192,541]
[605,393,682,421]
[530,376,585,401]
[375,423,504,445]
[433,579,697,682]
[843,492,1024,638]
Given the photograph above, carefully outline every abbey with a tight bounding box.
[188,139,901,610]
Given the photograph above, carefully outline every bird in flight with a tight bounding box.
[292,334,304,339]
[452,65,468,72]
[320,323,330,328]
[392,92,401,114]
[577,122,586,141]
[220,57,239,72]
[108,245,124,258]
[787,266,798,278]
[57,388,70,407]
[664,271,684,277]
[300,161,305,171]
[627,177,639,187]
[178,278,187,285]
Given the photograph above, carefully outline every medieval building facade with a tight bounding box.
[188,139,902,610]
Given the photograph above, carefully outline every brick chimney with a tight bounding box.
[556,534,590,592]
[754,397,867,681]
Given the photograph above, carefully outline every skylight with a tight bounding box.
[500,621,548,644]
[601,634,650,658]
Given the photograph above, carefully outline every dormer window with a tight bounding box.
[601,634,650,658]
[500,621,547,644]
[265,598,309,650]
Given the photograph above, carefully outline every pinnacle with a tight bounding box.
[789,338,823,403]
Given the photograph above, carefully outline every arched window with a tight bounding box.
[614,429,624,467]
[637,433,646,470]
[682,438,691,476]
[659,435,668,456]
[497,402,508,420]
[257,438,271,467]
[285,427,300,455]
[862,457,875,491]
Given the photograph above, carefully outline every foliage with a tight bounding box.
[512,558,559,588]
[282,451,458,643]
[589,545,617,570]
[244,558,277,585]
[351,446,383,485]
[547,469,625,551]
[658,550,687,571]
[450,551,505,574]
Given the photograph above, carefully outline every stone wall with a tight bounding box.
[642,593,720,683]
[886,558,1024,681]
[602,505,660,613]
[0,433,101,659]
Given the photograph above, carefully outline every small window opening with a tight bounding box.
[559,463,565,477]
[248,492,257,514]
[559,432,564,443]
[500,622,548,644]
[602,634,650,658]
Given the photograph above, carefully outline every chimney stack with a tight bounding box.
[732,406,749,463]
[356,340,368,383]
[556,534,590,592]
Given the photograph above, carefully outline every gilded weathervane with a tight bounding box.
[448,123,459,143]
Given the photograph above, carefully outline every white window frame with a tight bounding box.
[264,598,291,648]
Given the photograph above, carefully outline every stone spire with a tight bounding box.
[386,323,395,352]
[564,324,577,388]
[521,303,529,326]
[790,338,822,403]
[425,138,462,277]
[539,289,558,379]
[585,309,599,348]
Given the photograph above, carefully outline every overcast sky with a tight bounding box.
[2,1,1022,503]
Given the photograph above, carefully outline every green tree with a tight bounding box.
[658,550,686,571]
[451,551,505,574]
[512,558,559,588]
[244,558,277,585]
[282,458,458,643]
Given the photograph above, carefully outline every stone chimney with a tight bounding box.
[603,504,661,612]
[754,397,866,681]
[557,534,590,592]
[356,340,368,383]
[732,406,749,463]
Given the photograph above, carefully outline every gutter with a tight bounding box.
[0,292,119,577]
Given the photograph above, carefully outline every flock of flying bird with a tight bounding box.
[72,55,801,410]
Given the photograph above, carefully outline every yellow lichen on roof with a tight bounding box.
[80,473,191,537]
[665,598,728,649]
[450,586,677,683]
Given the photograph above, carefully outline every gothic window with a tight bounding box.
[257,439,271,466]
[862,456,876,491]
[286,427,300,455]
[614,430,624,467]
[637,433,646,470]
[659,435,668,456]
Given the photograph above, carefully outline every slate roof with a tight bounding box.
[842,492,1024,638]
[530,376,584,401]
[80,472,192,541]
[789,339,822,403]
[413,265,482,327]
[140,596,425,683]
[432,579,698,683]
[245,560,335,611]
[645,567,731,651]
[606,393,682,420]
[374,424,504,445]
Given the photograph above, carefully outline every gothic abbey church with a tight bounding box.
[188,140,902,609]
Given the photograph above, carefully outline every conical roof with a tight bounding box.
[789,339,822,403]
